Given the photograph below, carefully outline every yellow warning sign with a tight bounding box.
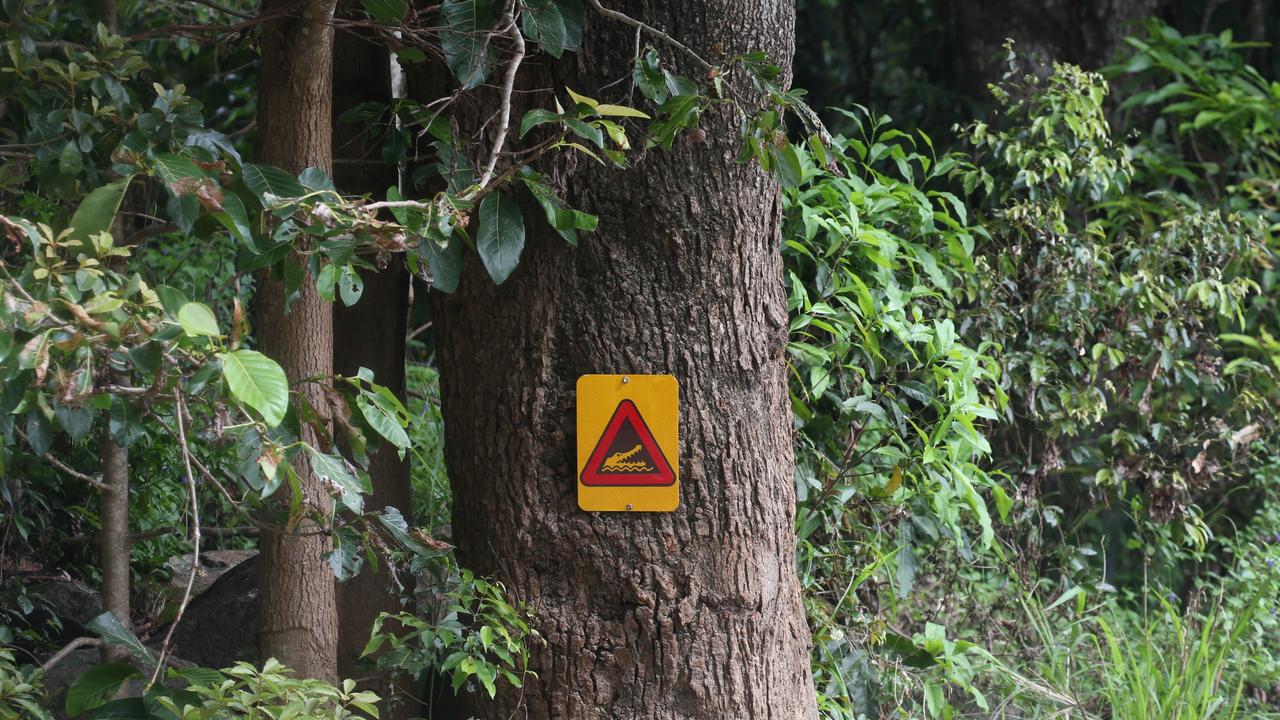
[577,374,678,512]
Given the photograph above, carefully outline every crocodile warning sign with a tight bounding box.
[581,400,675,486]
[577,374,679,512]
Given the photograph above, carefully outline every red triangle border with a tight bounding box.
[581,399,676,487]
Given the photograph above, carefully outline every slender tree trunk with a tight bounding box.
[427,1,817,716]
[98,437,130,664]
[97,0,117,33]
[330,21,414,714]
[95,0,128,667]
[254,0,340,683]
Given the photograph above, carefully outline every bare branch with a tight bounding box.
[148,389,201,688]
[40,637,101,673]
[586,0,713,73]
[182,0,255,20]
[16,428,108,491]
[472,4,526,192]
[362,199,435,213]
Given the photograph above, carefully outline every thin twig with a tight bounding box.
[148,389,200,688]
[16,428,108,490]
[40,637,101,673]
[362,199,434,212]
[586,0,712,73]
[144,411,244,519]
[472,3,525,192]
[183,0,255,20]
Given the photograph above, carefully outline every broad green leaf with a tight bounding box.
[357,387,410,453]
[65,664,141,716]
[595,103,651,119]
[86,611,155,666]
[374,507,434,556]
[361,0,407,24]
[441,0,498,89]
[520,0,567,57]
[317,263,340,302]
[177,302,220,337]
[219,350,289,427]
[59,141,82,176]
[339,265,364,306]
[308,448,367,514]
[298,167,336,192]
[565,86,598,109]
[520,108,562,137]
[420,234,464,293]
[68,177,133,243]
[242,163,306,203]
[153,154,205,186]
[476,191,526,284]
[327,526,365,580]
[563,117,603,147]
[555,0,585,48]
[214,192,253,246]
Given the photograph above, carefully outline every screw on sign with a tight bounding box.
[576,374,679,512]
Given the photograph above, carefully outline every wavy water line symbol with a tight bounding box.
[601,444,654,472]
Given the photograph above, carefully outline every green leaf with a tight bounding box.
[177,302,220,337]
[317,263,339,302]
[298,167,336,192]
[357,386,410,453]
[65,664,141,717]
[420,235,464,293]
[214,192,253,246]
[339,265,364,306]
[441,0,498,89]
[327,527,365,580]
[86,612,155,666]
[153,154,206,186]
[520,0,567,57]
[374,507,435,556]
[242,163,306,203]
[555,0,584,49]
[59,141,82,177]
[476,191,526,284]
[563,118,603,147]
[308,448,368,514]
[773,142,804,188]
[86,697,147,719]
[219,350,289,427]
[595,103,650,119]
[520,108,562,137]
[68,178,133,243]
[361,0,407,24]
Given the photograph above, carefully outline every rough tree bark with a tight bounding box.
[254,0,340,683]
[426,0,817,716]
[330,18,414,713]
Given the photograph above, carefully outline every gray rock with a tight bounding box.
[166,555,259,668]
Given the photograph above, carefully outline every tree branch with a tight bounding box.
[148,389,200,688]
[586,0,713,73]
[183,0,255,20]
[472,3,526,193]
[40,637,101,673]
[15,428,108,491]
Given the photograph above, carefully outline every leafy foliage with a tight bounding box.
[364,566,536,700]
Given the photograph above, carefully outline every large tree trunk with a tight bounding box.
[330,19,414,714]
[254,0,340,683]
[427,0,817,716]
